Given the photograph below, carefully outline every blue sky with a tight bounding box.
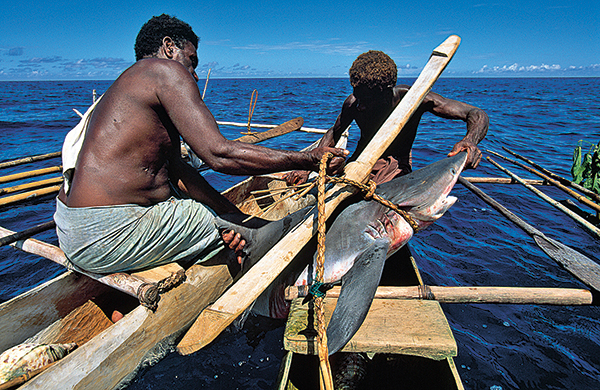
[1,0,598,80]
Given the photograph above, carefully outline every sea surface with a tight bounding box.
[1,77,599,390]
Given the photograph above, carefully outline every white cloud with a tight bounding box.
[475,63,600,75]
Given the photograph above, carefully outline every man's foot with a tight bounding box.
[221,229,246,264]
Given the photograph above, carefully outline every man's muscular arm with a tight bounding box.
[423,90,489,169]
[156,61,347,176]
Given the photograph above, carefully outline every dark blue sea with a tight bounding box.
[1,77,599,390]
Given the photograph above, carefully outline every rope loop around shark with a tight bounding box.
[325,175,421,233]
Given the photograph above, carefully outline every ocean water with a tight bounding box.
[1,77,599,390]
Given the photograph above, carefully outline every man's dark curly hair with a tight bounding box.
[349,50,397,91]
[134,14,199,61]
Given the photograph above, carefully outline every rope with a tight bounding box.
[136,269,187,311]
[316,152,334,390]
[326,176,421,233]
[242,89,258,135]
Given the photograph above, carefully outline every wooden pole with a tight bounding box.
[202,68,211,99]
[462,177,546,185]
[0,152,61,170]
[0,185,61,207]
[502,146,600,204]
[0,177,62,196]
[0,220,56,247]
[284,285,593,305]
[487,149,600,213]
[458,176,600,293]
[216,120,327,134]
[0,166,62,185]
[486,157,600,238]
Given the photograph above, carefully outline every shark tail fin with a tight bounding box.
[214,206,314,270]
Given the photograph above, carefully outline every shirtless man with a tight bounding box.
[285,50,488,185]
[54,14,347,274]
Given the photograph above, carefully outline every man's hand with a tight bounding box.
[448,140,482,169]
[221,229,246,265]
[309,147,348,176]
[284,170,310,186]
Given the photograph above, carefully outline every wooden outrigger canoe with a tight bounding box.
[1,34,463,389]
[0,168,319,390]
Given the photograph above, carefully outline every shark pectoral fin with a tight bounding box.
[326,239,389,355]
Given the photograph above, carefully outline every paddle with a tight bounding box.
[177,34,462,355]
[458,176,600,293]
[502,146,600,204]
[233,117,303,143]
[486,156,600,239]
[185,117,305,170]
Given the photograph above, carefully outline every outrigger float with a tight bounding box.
[1,34,598,390]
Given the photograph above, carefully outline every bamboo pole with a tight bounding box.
[462,177,546,185]
[487,149,600,213]
[0,166,62,185]
[0,152,61,170]
[0,185,61,207]
[284,285,593,305]
[0,177,62,196]
[502,146,600,204]
[487,157,600,238]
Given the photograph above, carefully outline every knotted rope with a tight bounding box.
[136,268,187,311]
[315,152,334,390]
[326,175,421,233]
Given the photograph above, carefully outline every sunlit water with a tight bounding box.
[1,77,599,389]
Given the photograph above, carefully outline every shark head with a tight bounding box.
[377,151,467,229]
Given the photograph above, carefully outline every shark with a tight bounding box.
[215,151,468,354]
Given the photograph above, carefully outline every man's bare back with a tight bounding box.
[55,15,348,271]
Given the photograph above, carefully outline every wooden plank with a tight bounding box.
[284,298,457,360]
[27,300,114,347]
[19,264,233,390]
[177,34,461,355]
[0,272,111,353]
